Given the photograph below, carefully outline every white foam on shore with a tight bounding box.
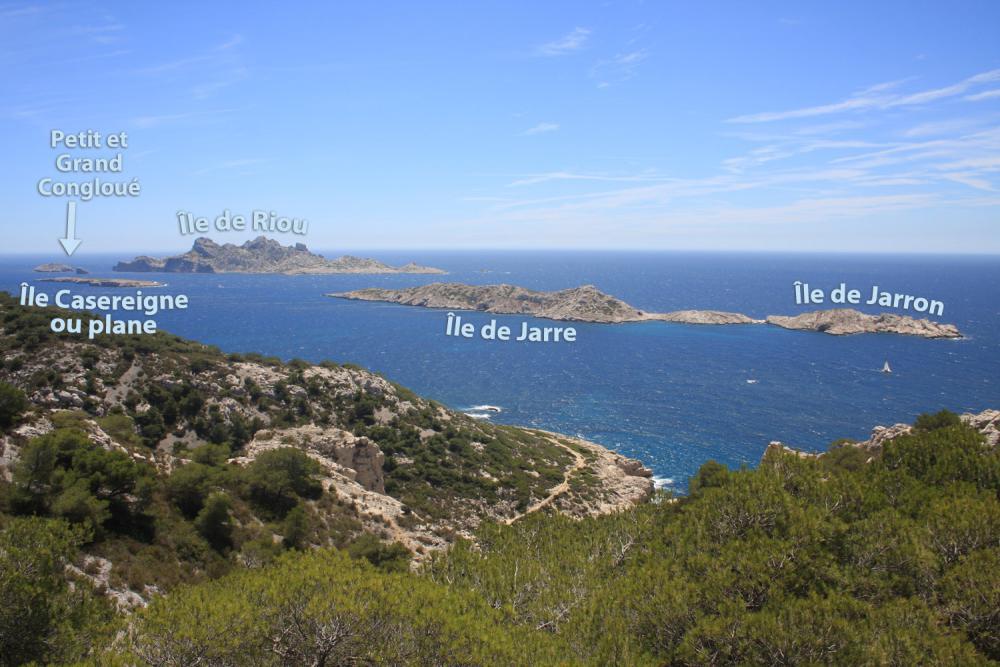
[464,412,492,420]
[468,404,503,413]
[653,476,674,489]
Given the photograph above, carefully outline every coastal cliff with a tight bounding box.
[331,282,961,338]
[114,236,446,275]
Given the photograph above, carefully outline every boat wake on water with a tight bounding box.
[463,405,503,419]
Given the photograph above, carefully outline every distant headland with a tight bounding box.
[329,283,962,339]
[113,236,446,275]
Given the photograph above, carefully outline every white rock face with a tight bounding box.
[235,424,386,494]
[962,409,1000,447]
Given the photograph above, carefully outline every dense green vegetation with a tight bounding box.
[0,290,575,520]
[0,517,110,666]
[0,414,400,592]
[3,410,998,665]
[424,415,1000,664]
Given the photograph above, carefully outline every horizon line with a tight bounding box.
[2,247,1000,258]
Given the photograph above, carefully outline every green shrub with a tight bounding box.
[243,447,322,517]
[194,492,233,552]
[166,463,221,517]
[914,409,962,432]
[0,382,27,429]
[0,517,109,665]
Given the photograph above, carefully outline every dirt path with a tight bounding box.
[504,437,586,525]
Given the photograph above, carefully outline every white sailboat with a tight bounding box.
[881,360,892,374]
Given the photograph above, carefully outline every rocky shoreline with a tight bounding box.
[330,282,962,339]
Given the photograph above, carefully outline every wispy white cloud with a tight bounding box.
[729,69,1000,123]
[536,27,590,56]
[193,158,266,176]
[136,53,214,75]
[723,139,887,172]
[466,63,999,247]
[132,108,235,128]
[520,122,559,136]
[135,35,249,102]
[136,35,244,76]
[216,34,243,51]
[591,50,648,87]
[69,21,124,42]
[942,172,994,191]
[509,171,667,187]
[901,117,989,137]
[191,67,249,99]
[0,4,46,19]
[966,89,1000,102]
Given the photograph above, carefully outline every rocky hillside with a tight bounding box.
[0,291,650,607]
[113,236,446,274]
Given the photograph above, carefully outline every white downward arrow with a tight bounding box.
[59,201,81,256]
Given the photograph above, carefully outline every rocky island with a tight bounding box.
[33,263,88,274]
[330,283,756,325]
[114,236,446,275]
[330,282,961,338]
[766,309,962,338]
[39,277,165,288]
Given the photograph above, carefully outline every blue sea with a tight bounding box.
[3,251,999,491]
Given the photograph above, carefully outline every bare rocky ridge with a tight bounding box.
[113,236,446,275]
[333,283,650,323]
[330,282,960,338]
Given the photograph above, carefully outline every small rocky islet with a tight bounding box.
[38,277,165,288]
[33,263,88,274]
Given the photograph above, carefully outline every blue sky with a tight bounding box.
[1,1,999,254]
